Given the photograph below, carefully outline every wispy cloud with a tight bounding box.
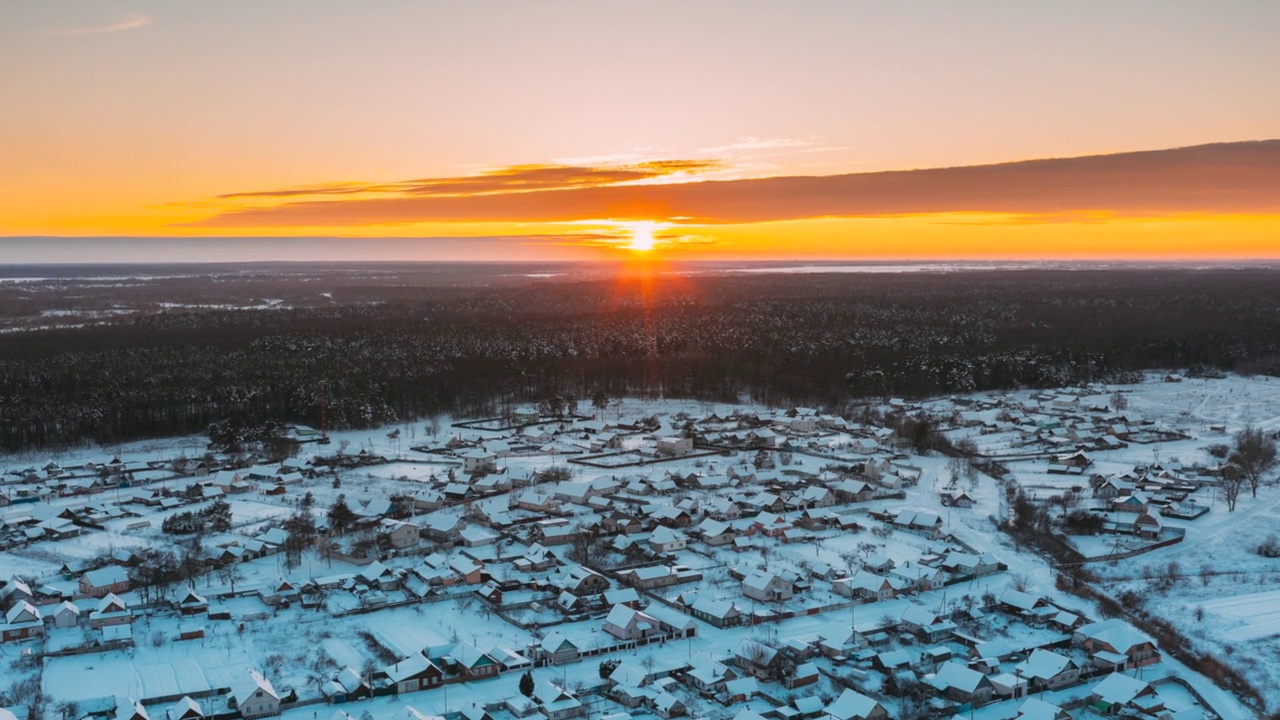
[48,15,152,36]
[217,160,723,200]
[190,141,1280,228]
[699,136,817,154]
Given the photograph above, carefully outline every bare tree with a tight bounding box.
[1111,390,1128,411]
[1221,465,1246,512]
[1231,426,1277,498]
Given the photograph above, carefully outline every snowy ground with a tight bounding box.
[3,373,1276,719]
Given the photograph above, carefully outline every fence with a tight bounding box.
[1076,527,1186,563]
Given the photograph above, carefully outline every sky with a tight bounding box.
[1,0,1279,262]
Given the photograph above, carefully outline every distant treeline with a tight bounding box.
[1,269,1278,453]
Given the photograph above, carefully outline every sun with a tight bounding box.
[620,221,664,252]
[628,226,657,252]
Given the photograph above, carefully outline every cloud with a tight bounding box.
[192,141,1280,228]
[217,160,722,200]
[48,15,152,36]
[699,136,817,154]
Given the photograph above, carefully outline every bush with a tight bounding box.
[1063,510,1105,535]
[1259,534,1280,558]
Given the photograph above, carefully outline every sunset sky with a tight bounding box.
[2,1,1278,262]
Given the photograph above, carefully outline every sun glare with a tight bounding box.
[621,221,663,252]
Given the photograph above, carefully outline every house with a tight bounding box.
[380,654,444,694]
[176,589,209,615]
[535,682,586,720]
[998,588,1048,616]
[460,450,497,475]
[832,571,895,602]
[485,646,532,673]
[89,593,132,628]
[430,642,499,680]
[898,606,956,643]
[890,509,944,538]
[515,492,561,514]
[2,600,43,642]
[796,486,835,508]
[650,692,685,719]
[823,689,888,720]
[888,563,944,592]
[928,661,995,704]
[79,565,131,597]
[1015,698,1070,720]
[742,570,793,603]
[939,552,1000,578]
[648,526,688,553]
[704,497,742,520]
[379,520,421,549]
[832,479,875,503]
[656,436,693,456]
[513,544,559,573]
[940,490,974,508]
[695,519,736,546]
[607,661,653,706]
[120,699,150,720]
[322,667,372,703]
[1014,649,1080,691]
[232,669,281,719]
[423,515,464,543]
[602,511,647,535]
[733,638,786,680]
[690,597,743,628]
[645,604,698,637]
[448,556,485,585]
[537,632,580,664]
[257,578,300,606]
[1075,619,1160,669]
[0,579,33,610]
[170,696,206,720]
[602,604,660,641]
[49,601,81,628]
[623,565,680,590]
[555,565,610,596]
[1089,673,1158,715]
[650,506,693,528]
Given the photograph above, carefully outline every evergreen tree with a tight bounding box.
[519,671,535,697]
[328,494,356,535]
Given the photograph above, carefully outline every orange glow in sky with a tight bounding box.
[2,2,1278,262]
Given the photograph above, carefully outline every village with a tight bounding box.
[1,372,1275,720]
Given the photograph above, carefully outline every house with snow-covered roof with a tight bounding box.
[1074,618,1160,670]
[928,660,995,704]
[460,449,497,475]
[79,565,130,597]
[831,571,895,602]
[48,600,80,628]
[231,669,280,719]
[88,593,131,628]
[378,653,443,694]
[1015,698,1069,720]
[1089,673,1158,715]
[742,570,793,603]
[322,667,371,703]
[690,597,743,628]
[1,600,43,642]
[1014,649,1080,691]
[170,696,205,720]
[647,526,688,553]
[602,604,660,641]
[822,689,887,720]
[536,632,580,664]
